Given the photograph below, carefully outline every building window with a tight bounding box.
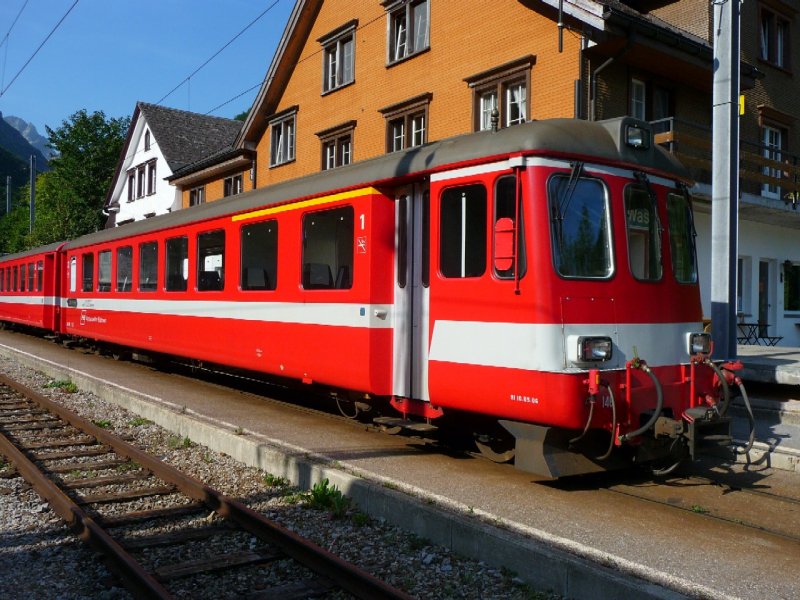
[224,174,243,197]
[189,186,205,206]
[465,56,534,131]
[302,206,354,290]
[762,124,784,199]
[269,107,297,167]
[760,5,791,70]
[386,0,429,64]
[321,20,356,93]
[136,165,146,199]
[379,93,431,152]
[144,129,151,151]
[630,78,646,120]
[127,171,135,202]
[147,160,157,195]
[241,220,278,291]
[317,121,355,170]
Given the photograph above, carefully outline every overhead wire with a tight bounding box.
[0,0,79,98]
[0,0,30,90]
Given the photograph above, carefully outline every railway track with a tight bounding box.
[0,373,413,600]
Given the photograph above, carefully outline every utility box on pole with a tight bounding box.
[711,0,740,359]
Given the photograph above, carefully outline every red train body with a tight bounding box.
[0,118,735,477]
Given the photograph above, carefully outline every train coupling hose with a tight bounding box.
[619,359,664,443]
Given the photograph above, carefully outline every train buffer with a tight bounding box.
[373,416,438,434]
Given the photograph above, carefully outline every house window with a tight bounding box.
[465,56,534,131]
[762,124,784,199]
[760,5,791,69]
[147,160,157,195]
[136,165,145,199]
[144,130,151,151]
[386,0,429,64]
[224,174,243,197]
[189,186,205,206]
[127,171,135,202]
[379,93,431,152]
[318,122,355,170]
[630,78,646,120]
[321,20,356,93]
[269,107,297,167]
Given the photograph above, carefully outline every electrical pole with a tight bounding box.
[29,155,36,233]
[710,0,740,359]
[5,175,9,215]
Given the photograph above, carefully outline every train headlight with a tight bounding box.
[687,332,712,355]
[625,124,650,149]
[575,336,613,362]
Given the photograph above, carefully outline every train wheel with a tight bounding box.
[474,433,515,463]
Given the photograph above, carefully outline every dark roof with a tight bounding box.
[65,117,690,251]
[137,102,242,172]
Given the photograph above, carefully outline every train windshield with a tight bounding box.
[548,174,612,279]
[666,192,698,283]
[624,185,662,281]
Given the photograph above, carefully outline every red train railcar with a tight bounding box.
[0,243,64,331]
[2,117,737,477]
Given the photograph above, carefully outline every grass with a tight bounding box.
[116,461,139,473]
[167,435,192,449]
[263,473,289,488]
[306,478,350,518]
[129,417,152,427]
[45,380,78,394]
[691,504,710,514]
[352,511,369,527]
[92,419,112,429]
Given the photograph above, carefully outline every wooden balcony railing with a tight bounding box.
[652,117,800,207]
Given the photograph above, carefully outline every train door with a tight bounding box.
[392,183,430,402]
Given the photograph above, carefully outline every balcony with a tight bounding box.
[652,118,800,225]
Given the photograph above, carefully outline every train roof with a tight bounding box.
[63,116,690,250]
[0,241,65,262]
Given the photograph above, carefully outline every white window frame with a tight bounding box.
[762,125,783,199]
[189,186,205,207]
[269,109,297,167]
[386,0,430,64]
[379,93,431,153]
[146,160,157,196]
[321,21,356,93]
[630,78,646,121]
[224,174,243,197]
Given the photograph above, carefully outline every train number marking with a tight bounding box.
[510,394,539,405]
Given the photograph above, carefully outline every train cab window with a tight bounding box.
[98,251,112,292]
[27,262,35,292]
[667,193,698,284]
[116,246,133,292]
[302,206,354,290]
[197,230,225,291]
[624,185,662,281]
[241,220,278,291]
[548,174,612,279]
[139,242,158,292]
[440,184,487,278]
[494,176,526,279]
[36,261,43,292]
[82,253,94,292]
[166,236,189,292]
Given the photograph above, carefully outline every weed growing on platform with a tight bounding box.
[92,419,111,429]
[167,435,192,449]
[45,380,78,394]
[307,478,350,518]
[263,473,289,487]
[691,504,709,514]
[129,417,152,427]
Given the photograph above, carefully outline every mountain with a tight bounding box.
[0,112,48,172]
[4,115,52,159]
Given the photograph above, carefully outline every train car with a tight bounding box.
[0,243,64,332]
[6,117,738,478]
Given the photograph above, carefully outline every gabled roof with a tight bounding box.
[137,102,242,173]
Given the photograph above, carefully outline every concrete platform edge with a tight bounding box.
[2,345,740,600]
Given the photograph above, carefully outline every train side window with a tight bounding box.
[494,175,526,279]
[241,220,278,291]
[165,236,189,292]
[197,230,225,291]
[624,185,662,281]
[548,175,613,279]
[70,257,77,293]
[82,253,94,292]
[440,184,487,278]
[139,242,158,292]
[27,262,35,291]
[20,264,26,292]
[0,268,4,292]
[36,261,43,292]
[116,246,133,292]
[667,193,698,284]
[302,205,354,290]
[98,251,112,292]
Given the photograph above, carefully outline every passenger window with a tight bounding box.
[12,266,17,291]
[82,253,94,292]
[27,262,34,291]
[139,242,158,292]
[302,206,354,290]
[667,193,698,284]
[440,184,487,278]
[116,246,133,292]
[197,230,225,291]
[625,185,662,281]
[166,236,189,292]
[20,264,26,292]
[241,220,278,291]
[494,176,526,279]
[0,268,4,292]
[548,175,613,279]
[98,251,112,292]
[36,261,43,292]
[70,257,77,293]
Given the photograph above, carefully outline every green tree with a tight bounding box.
[29,109,129,246]
[0,184,31,254]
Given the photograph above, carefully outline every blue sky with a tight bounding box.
[0,0,295,136]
